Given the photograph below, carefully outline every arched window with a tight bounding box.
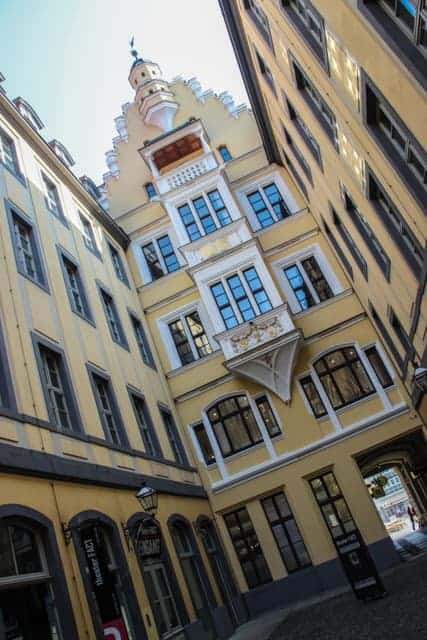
[313,347,375,410]
[0,522,63,639]
[130,516,186,639]
[207,395,263,457]
[170,519,216,639]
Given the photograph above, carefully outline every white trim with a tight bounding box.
[131,224,184,284]
[253,390,284,437]
[272,243,343,315]
[235,169,299,232]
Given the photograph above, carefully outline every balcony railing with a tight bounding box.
[156,152,218,195]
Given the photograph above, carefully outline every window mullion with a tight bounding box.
[183,314,200,361]
[223,277,242,322]
[299,260,320,304]
[240,271,261,313]
[263,192,277,222]
[188,200,205,236]
[204,190,221,228]
[154,239,168,274]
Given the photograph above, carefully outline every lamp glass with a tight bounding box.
[136,486,158,515]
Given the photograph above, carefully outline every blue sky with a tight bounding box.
[0,0,247,183]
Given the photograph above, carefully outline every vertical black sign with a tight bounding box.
[81,525,120,623]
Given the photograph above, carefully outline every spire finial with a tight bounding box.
[129,36,139,61]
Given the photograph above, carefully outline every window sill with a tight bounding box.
[45,205,69,229]
[110,337,130,352]
[222,440,267,464]
[291,288,352,317]
[138,267,184,290]
[166,350,221,377]
[253,206,309,235]
[16,269,50,294]
[70,308,96,328]
[333,390,378,416]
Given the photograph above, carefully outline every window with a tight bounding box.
[42,174,65,222]
[130,314,155,368]
[170,521,214,630]
[358,0,427,89]
[300,375,327,418]
[286,98,322,167]
[211,267,272,329]
[364,76,427,207]
[141,558,182,637]
[0,523,65,640]
[207,395,263,458]
[283,150,309,199]
[283,255,333,311]
[310,472,356,539]
[0,322,15,411]
[331,207,368,279]
[389,308,413,353]
[244,0,274,48]
[130,393,162,458]
[224,508,271,588]
[218,145,232,162]
[169,310,212,366]
[367,170,423,275]
[255,50,276,94]
[177,190,232,242]
[160,408,188,465]
[99,288,128,349]
[145,182,157,199]
[246,182,291,229]
[0,128,20,176]
[283,128,313,184]
[108,242,129,286]
[291,58,337,144]
[35,343,81,432]
[91,372,127,446]
[255,395,281,436]
[79,213,99,256]
[323,218,353,281]
[60,253,92,322]
[341,186,390,279]
[314,347,375,410]
[193,423,216,465]
[281,0,327,66]
[141,235,180,281]
[365,346,394,388]
[370,302,404,369]
[262,493,311,572]
[6,202,48,290]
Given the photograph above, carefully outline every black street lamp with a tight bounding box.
[136,485,158,516]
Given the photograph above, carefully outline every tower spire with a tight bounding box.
[129,36,139,62]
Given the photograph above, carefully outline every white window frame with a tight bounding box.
[78,211,99,254]
[297,341,395,427]
[164,173,241,246]
[158,301,218,370]
[236,170,299,232]
[41,170,63,218]
[195,244,283,334]
[132,225,184,284]
[0,126,20,175]
[272,243,343,314]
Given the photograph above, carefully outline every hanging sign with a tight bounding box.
[133,521,162,559]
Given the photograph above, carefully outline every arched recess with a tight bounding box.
[69,509,147,640]
[126,511,189,637]
[0,504,78,640]
[195,515,248,628]
[168,514,217,639]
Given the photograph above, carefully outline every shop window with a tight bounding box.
[0,523,65,639]
[141,234,180,281]
[246,182,291,229]
[224,507,272,589]
[211,266,272,329]
[261,492,311,572]
[177,190,232,242]
[170,519,216,637]
[310,472,356,538]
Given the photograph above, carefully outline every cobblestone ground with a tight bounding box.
[270,554,427,640]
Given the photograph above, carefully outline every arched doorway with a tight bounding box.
[0,505,77,640]
[356,429,427,556]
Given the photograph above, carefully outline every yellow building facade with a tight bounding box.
[0,22,426,640]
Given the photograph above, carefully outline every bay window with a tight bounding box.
[177,189,232,242]
[246,182,291,229]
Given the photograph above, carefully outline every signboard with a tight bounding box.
[133,521,162,560]
[103,618,129,640]
[80,525,129,639]
[335,530,385,601]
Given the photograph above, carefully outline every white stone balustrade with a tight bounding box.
[155,152,218,195]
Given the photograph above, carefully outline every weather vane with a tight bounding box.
[129,36,139,60]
